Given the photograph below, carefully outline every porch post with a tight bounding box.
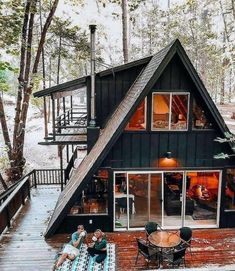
[59,146,64,191]
[52,96,56,141]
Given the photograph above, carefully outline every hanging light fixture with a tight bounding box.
[165,151,172,159]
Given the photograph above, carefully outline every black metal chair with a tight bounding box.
[161,246,187,268]
[179,227,192,255]
[145,221,162,240]
[135,238,160,268]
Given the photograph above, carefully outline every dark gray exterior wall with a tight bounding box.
[100,54,233,169]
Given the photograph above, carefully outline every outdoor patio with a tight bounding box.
[1,186,235,271]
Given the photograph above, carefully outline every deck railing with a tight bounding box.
[0,155,79,235]
[33,169,63,187]
[0,174,30,235]
[0,168,65,235]
[55,107,87,135]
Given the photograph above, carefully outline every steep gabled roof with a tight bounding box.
[45,39,231,237]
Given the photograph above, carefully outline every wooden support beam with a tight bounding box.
[52,97,56,141]
[59,146,64,191]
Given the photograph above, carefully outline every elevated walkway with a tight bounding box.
[0,186,60,271]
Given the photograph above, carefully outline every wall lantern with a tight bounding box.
[164,151,172,159]
[159,151,179,167]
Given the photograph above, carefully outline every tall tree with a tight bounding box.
[97,0,143,63]
[122,0,128,63]
[0,0,60,182]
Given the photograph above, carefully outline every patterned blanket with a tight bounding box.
[55,244,116,271]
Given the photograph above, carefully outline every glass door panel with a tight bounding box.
[114,173,128,229]
[185,171,219,227]
[150,173,162,226]
[128,173,148,228]
[163,172,183,227]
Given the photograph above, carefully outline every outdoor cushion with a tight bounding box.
[55,243,115,271]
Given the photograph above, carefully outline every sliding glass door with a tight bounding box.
[128,174,149,228]
[114,172,163,230]
[114,170,221,230]
[163,172,184,227]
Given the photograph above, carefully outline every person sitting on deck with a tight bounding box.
[87,229,107,263]
[55,225,87,268]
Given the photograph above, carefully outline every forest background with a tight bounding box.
[0,0,234,189]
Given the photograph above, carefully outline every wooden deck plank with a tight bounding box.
[1,186,235,270]
[0,186,61,271]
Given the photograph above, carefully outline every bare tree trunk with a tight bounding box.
[122,0,128,63]
[0,94,12,162]
[0,172,8,190]
[57,33,62,116]
[232,0,235,19]
[219,0,229,43]
[48,58,52,123]
[10,0,59,181]
[167,0,171,42]
[228,68,232,103]
[13,0,31,148]
[220,33,225,105]
[10,0,38,181]
[39,0,48,138]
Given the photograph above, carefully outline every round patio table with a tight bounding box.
[148,231,181,248]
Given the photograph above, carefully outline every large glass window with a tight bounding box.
[69,170,108,215]
[225,169,235,210]
[152,92,189,131]
[125,99,146,131]
[192,99,213,129]
[185,171,219,225]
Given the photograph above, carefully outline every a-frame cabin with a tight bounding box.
[34,39,235,238]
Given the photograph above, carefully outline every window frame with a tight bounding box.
[125,98,147,131]
[192,97,214,131]
[151,91,190,131]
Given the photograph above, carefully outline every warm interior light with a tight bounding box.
[159,157,178,167]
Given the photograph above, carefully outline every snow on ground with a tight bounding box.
[216,103,235,135]
[0,94,86,176]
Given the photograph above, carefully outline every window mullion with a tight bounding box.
[169,93,172,130]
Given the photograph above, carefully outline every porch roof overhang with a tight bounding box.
[33,56,152,98]
[33,77,87,98]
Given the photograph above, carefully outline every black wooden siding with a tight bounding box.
[100,54,232,169]
[95,64,146,128]
[101,131,233,169]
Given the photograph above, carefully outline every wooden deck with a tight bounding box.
[1,186,235,270]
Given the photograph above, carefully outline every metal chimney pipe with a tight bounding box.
[89,24,96,127]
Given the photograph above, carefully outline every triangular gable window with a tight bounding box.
[125,99,146,131]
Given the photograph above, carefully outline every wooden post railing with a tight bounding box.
[0,168,67,236]
[0,176,31,235]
